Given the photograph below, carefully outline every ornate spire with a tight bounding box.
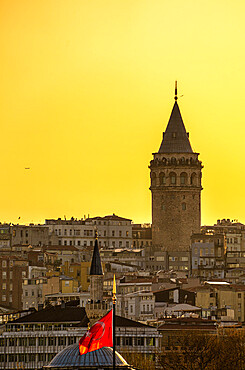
[90,238,103,276]
[158,84,193,154]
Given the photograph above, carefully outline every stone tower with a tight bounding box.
[86,238,108,322]
[149,85,203,252]
[89,237,104,303]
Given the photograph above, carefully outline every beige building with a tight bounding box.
[100,248,145,270]
[196,283,245,322]
[117,290,155,321]
[150,87,203,252]
[132,224,152,249]
[11,224,49,246]
[46,214,133,249]
[191,233,226,279]
[202,219,245,252]
[45,245,81,265]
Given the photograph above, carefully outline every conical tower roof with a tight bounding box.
[90,238,103,275]
[158,101,193,153]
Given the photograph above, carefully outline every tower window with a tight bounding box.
[172,132,177,138]
[182,203,186,210]
[180,172,187,185]
[160,173,166,185]
[191,173,197,185]
[169,172,176,185]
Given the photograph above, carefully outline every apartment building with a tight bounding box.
[191,233,226,279]
[46,214,133,249]
[202,219,245,252]
[117,290,155,321]
[196,283,245,322]
[132,224,152,249]
[11,225,49,246]
[0,256,29,310]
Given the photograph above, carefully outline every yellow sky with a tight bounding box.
[1,0,245,225]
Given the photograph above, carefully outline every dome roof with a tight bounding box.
[44,344,133,369]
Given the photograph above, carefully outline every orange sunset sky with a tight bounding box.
[1,0,245,226]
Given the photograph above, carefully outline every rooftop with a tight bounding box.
[158,101,193,154]
[9,305,89,326]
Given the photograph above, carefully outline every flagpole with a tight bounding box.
[112,274,117,370]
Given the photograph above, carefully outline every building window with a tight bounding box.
[161,204,165,211]
[29,338,36,346]
[2,260,6,268]
[2,296,6,302]
[64,229,67,235]
[104,230,106,237]
[119,231,122,237]
[2,283,6,290]
[38,353,46,362]
[2,272,6,280]
[182,203,186,210]
[58,337,66,346]
[48,337,56,346]
[112,231,115,237]
[180,257,188,262]
[68,337,76,345]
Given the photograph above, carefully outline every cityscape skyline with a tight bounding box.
[1,1,245,226]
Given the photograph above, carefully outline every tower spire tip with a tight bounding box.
[174,81,178,101]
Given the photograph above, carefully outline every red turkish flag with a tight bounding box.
[79,310,113,355]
